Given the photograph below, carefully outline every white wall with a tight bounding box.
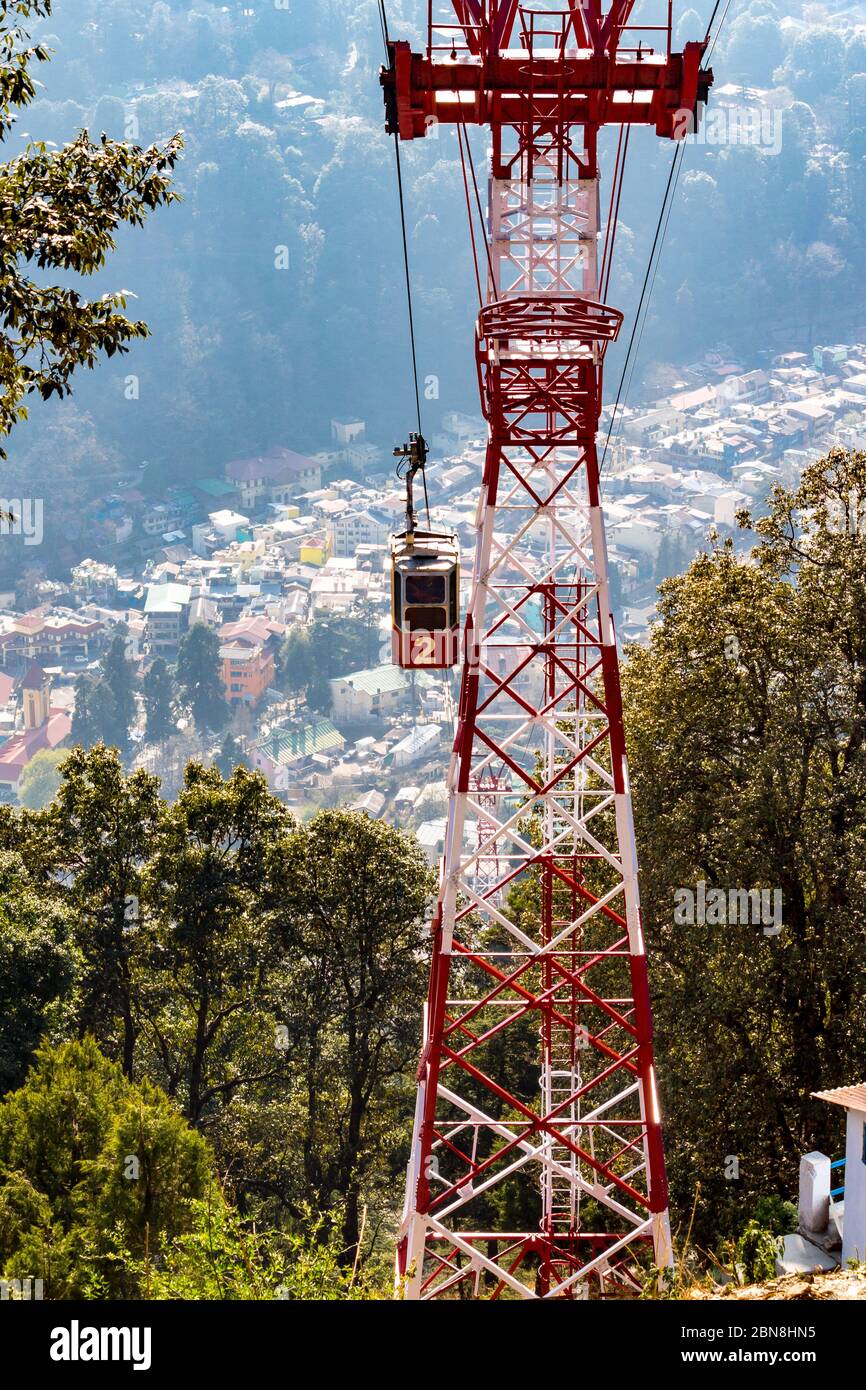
[843,1108,866,1265]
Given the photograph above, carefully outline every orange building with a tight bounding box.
[219,639,274,708]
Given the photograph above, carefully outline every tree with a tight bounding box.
[777,27,847,102]
[142,656,176,743]
[277,624,314,695]
[306,669,332,714]
[0,1,181,451]
[0,1038,214,1298]
[101,629,136,750]
[140,763,293,1127]
[215,732,247,778]
[47,744,164,1078]
[0,850,77,1095]
[277,610,381,703]
[71,673,123,751]
[621,447,866,1243]
[16,745,64,808]
[177,623,228,733]
[654,528,692,587]
[725,10,783,85]
[265,810,433,1260]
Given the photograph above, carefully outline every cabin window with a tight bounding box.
[406,606,446,632]
[449,570,458,626]
[406,573,446,605]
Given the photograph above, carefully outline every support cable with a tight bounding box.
[598,142,682,475]
[605,143,686,484]
[457,120,485,307]
[379,0,430,523]
[602,128,630,303]
[598,0,734,477]
[462,113,496,289]
[599,125,629,301]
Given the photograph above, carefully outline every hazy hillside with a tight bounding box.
[6,0,866,503]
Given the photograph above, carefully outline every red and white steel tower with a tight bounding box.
[383,0,712,1299]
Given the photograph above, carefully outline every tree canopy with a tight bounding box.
[0,0,181,451]
[622,447,866,1241]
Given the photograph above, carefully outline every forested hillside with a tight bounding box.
[0,758,432,1297]
[7,0,866,501]
[0,450,865,1296]
[3,0,866,1307]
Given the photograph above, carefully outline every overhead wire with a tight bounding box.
[705,0,735,61]
[599,125,630,302]
[379,0,430,524]
[461,112,496,289]
[602,129,630,303]
[598,141,683,477]
[598,0,734,479]
[457,120,485,307]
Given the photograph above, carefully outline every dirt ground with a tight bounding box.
[687,1268,866,1301]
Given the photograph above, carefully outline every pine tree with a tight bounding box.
[215,733,247,778]
[142,657,176,744]
[176,623,228,733]
[0,1038,214,1298]
[100,630,136,753]
[71,674,120,751]
[306,669,332,714]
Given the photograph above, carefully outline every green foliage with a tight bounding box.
[16,745,63,807]
[0,743,435,1292]
[0,1037,214,1298]
[306,668,332,714]
[115,1200,387,1301]
[177,623,228,733]
[278,624,314,696]
[47,743,164,1075]
[70,631,137,755]
[277,611,381,703]
[0,849,77,1094]
[622,447,866,1244]
[71,673,120,751]
[140,762,293,1125]
[752,1194,798,1237]
[142,656,175,744]
[735,1222,780,1285]
[98,629,136,754]
[264,810,433,1257]
[214,731,247,777]
[0,0,182,451]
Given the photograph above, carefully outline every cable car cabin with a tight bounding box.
[391,529,460,669]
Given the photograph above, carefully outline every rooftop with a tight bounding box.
[813,1084,866,1113]
[144,582,192,615]
[255,719,343,765]
[21,663,48,690]
[333,663,408,696]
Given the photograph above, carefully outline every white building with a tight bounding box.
[309,568,372,614]
[416,818,447,866]
[330,663,409,721]
[209,509,250,541]
[814,1083,866,1266]
[390,723,440,768]
[327,508,391,559]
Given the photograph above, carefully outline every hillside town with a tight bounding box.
[1,337,864,830]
